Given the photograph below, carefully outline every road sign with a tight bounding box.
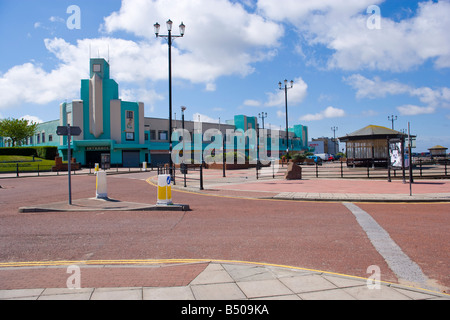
[57,126,82,136]
[56,124,82,205]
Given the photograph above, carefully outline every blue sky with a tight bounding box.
[1,0,449,152]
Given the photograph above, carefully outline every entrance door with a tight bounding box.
[86,151,109,168]
[122,150,140,168]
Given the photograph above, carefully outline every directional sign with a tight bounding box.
[57,126,82,136]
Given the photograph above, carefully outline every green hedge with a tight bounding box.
[0,146,58,160]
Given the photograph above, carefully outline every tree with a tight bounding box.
[0,118,38,147]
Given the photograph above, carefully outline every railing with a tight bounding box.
[257,159,449,180]
[169,163,205,190]
[0,162,156,179]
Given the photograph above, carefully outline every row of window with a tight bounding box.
[28,132,53,145]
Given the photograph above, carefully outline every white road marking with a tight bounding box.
[343,202,429,288]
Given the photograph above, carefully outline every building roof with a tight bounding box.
[428,145,448,150]
[338,125,407,141]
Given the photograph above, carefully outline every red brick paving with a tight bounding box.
[0,263,208,290]
[0,172,449,291]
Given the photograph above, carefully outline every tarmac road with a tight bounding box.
[0,172,448,294]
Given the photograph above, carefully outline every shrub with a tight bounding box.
[0,146,58,160]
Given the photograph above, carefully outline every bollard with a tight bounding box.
[94,163,99,173]
[143,162,147,172]
[157,174,173,205]
[96,170,108,199]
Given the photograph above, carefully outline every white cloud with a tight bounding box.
[0,0,285,113]
[397,105,436,116]
[300,106,345,121]
[258,0,450,71]
[193,113,219,123]
[102,0,283,84]
[243,99,261,107]
[264,77,308,107]
[345,74,450,111]
[20,115,44,124]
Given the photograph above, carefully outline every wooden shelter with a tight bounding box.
[339,125,408,167]
[428,145,448,159]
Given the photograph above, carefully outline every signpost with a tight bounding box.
[57,124,82,205]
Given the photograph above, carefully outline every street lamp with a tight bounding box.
[388,115,397,130]
[331,126,338,155]
[279,80,294,155]
[154,19,185,178]
[258,112,268,129]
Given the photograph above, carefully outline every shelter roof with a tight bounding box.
[338,125,407,141]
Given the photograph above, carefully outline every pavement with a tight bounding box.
[2,167,450,301]
[0,261,448,300]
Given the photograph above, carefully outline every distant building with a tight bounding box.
[1,58,309,166]
[428,145,448,159]
[308,137,338,155]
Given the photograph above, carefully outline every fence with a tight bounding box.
[168,164,205,190]
[0,161,154,179]
[257,159,449,180]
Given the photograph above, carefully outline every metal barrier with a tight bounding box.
[170,163,205,190]
[256,159,450,180]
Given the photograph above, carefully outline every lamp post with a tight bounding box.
[258,112,267,129]
[279,80,293,155]
[331,126,338,155]
[388,115,397,130]
[181,105,186,159]
[154,19,185,179]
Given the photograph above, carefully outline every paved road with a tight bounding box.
[0,172,448,296]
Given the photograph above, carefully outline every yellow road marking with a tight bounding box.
[0,258,447,296]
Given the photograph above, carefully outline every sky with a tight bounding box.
[0,0,450,153]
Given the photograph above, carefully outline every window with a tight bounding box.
[126,132,135,141]
[49,135,53,142]
[158,131,168,141]
[36,134,40,144]
[150,130,156,141]
[145,133,149,141]
[42,132,45,143]
[93,64,101,72]
[126,111,134,119]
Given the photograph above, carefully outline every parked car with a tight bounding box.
[314,153,330,161]
[307,155,323,164]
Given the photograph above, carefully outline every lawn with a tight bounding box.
[0,155,58,173]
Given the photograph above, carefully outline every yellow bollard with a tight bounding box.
[94,163,99,172]
[157,174,173,205]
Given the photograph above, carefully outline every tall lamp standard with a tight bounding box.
[279,80,294,155]
[388,115,397,130]
[258,112,268,129]
[154,19,185,178]
[331,126,338,155]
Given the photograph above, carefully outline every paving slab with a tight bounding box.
[1,262,449,300]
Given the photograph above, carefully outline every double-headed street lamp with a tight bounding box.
[279,80,294,155]
[154,19,185,177]
[258,112,268,129]
[388,115,397,130]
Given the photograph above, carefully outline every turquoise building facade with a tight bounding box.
[1,58,309,166]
